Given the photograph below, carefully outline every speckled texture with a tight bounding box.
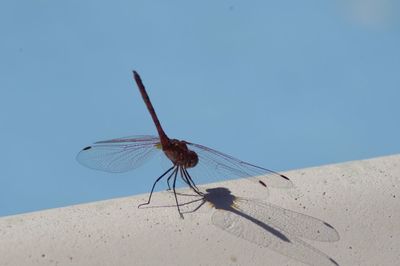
[0,154,399,266]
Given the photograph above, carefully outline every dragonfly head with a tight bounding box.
[185,150,198,168]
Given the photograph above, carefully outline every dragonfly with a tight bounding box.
[77,71,293,217]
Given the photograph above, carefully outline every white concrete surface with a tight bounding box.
[0,154,399,266]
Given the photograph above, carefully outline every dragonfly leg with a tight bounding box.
[179,167,197,193]
[166,164,178,190]
[179,167,196,190]
[138,165,175,208]
[166,172,173,191]
[183,168,203,196]
[172,167,184,219]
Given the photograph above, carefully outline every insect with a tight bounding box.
[77,71,293,217]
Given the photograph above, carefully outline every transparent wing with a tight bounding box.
[76,135,161,173]
[186,142,293,189]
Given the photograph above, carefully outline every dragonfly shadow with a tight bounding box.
[183,187,340,266]
[198,187,290,242]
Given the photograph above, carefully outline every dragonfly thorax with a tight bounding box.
[163,139,198,168]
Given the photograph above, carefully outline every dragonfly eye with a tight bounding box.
[186,151,198,168]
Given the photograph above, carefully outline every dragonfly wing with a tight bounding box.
[77,135,161,173]
[186,142,293,189]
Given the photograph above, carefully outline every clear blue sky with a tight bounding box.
[1,1,399,217]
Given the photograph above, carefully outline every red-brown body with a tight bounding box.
[163,139,198,168]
